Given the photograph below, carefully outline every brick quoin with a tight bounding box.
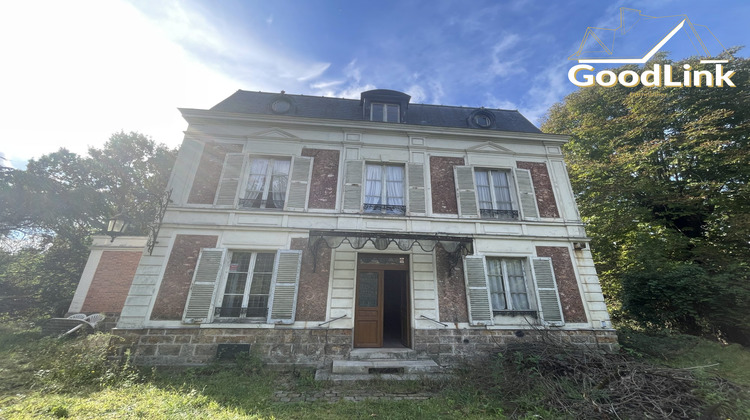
[291,238,330,321]
[150,235,218,320]
[516,161,560,218]
[82,251,142,313]
[301,148,340,210]
[536,246,587,323]
[436,246,468,322]
[187,142,244,204]
[430,156,465,214]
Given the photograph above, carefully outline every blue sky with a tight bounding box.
[1,0,747,169]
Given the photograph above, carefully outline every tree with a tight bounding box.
[0,132,177,319]
[542,52,750,344]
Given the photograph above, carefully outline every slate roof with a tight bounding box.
[210,90,542,134]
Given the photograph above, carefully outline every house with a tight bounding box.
[69,89,617,368]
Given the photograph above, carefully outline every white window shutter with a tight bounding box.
[342,160,364,212]
[407,162,426,215]
[532,257,565,326]
[214,153,245,206]
[464,255,494,326]
[285,156,312,211]
[183,248,226,324]
[267,250,303,324]
[515,168,539,219]
[454,166,479,218]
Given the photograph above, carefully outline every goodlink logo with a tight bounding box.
[568,8,735,88]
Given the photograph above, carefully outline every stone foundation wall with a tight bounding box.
[114,327,618,367]
[114,328,353,367]
[413,328,619,365]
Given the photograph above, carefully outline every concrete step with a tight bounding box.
[332,359,441,375]
[315,370,450,382]
[348,347,418,360]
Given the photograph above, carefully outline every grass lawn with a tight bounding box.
[1,322,748,419]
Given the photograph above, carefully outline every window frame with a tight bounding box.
[474,168,520,220]
[239,156,291,210]
[370,103,400,123]
[214,250,276,321]
[363,163,406,215]
[485,257,535,315]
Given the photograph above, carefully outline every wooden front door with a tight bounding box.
[354,270,383,347]
[399,273,411,347]
[354,254,410,348]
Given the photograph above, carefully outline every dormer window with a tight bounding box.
[371,103,400,122]
[361,90,410,123]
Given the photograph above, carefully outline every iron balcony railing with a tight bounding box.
[480,209,519,220]
[214,306,268,318]
[363,203,406,215]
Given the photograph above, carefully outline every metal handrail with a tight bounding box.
[317,315,348,327]
[420,315,448,327]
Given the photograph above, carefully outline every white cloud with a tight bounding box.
[310,80,344,90]
[0,0,244,165]
[0,0,333,166]
[489,34,528,78]
[406,85,426,103]
[484,95,518,111]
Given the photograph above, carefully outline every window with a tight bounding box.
[364,164,405,214]
[241,157,290,209]
[217,252,275,318]
[474,114,491,127]
[486,258,530,312]
[371,103,400,122]
[475,169,519,219]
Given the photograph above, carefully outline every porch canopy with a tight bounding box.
[308,230,473,271]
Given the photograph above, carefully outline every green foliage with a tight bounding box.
[0,131,177,319]
[2,325,749,419]
[235,350,266,375]
[31,333,143,390]
[618,329,750,418]
[542,51,750,345]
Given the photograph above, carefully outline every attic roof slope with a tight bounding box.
[210,89,541,134]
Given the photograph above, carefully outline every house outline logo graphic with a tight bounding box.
[567,8,736,88]
[569,8,728,65]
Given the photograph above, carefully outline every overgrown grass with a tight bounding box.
[619,328,750,386]
[1,323,748,419]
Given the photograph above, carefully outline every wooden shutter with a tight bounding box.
[532,257,564,326]
[285,156,312,211]
[407,162,426,215]
[515,168,539,219]
[342,160,364,212]
[267,250,303,324]
[214,153,245,206]
[183,248,226,323]
[454,166,479,218]
[464,255,493,326]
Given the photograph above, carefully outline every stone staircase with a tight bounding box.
[315,347,447,381]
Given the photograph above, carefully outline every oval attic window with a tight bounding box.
[271,99,291,114]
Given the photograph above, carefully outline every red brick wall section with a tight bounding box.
[150,235,219,320]
[291,238,330,321]
[436,246,469,322]
[516,161,560,218]
[81,251,142,313]
[187,142,244,204]
[430,156,465,214]
[535,246,587,323]
[301,148,340,210]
